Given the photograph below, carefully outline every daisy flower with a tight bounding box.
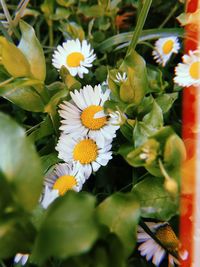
[152,37,180,66]
[14,253,29,265]
[56,135,112,177]
[52,39,96,78]
[41,163,85,209]
[114,72,127,83]
[174,50,200,87]
[137,222,188,266]
[58,85,120,144]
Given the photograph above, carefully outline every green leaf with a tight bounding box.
[156,93,178,114]
[56,0,76,7]
[79,5,105,17]
[0,37,30,78]
[120,50,148,105]
[147,67,168,93]
[96,28,184,52]
[164,134,186,170]
[0,79,44,112]
[142,100,163,130]
[60,21,85,40]
[32,191,99,263]
[133,120,155,147]
[40,153,60,174]
[96,193,140,257]
[0,216,35,259]
[18,20,46,81]
[0,113,43,211]
[132,176,178,220]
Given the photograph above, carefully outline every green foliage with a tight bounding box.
[97,193,140,257]
[132,177,179,220]
[32,192,99,264]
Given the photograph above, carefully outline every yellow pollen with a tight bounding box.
[53,175,77,196]
[81,105,107,130]
[73,139,98,164]
[189,61,200,79]
[162,40,174,54]
[66,52,84,67]
[155,224,179,253]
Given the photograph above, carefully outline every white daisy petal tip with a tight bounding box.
[114,72,127,83]
[56,135,113,177]
[58,84,120,142]
[152,36,180,66]
[52,39,96,78]
[14,253,29,266]
[174,49,200,87]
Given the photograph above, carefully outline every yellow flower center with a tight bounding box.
[155,224,179,253]
[162,40,174,54]
[53,175,77,196]
[73,139,98,164]
[189,61,200,79]
[66,52,84,67]
[81,105,107,130]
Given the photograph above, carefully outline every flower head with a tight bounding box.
[114,72,127,83]
[59,85,120,144]
[174,50,200,87]
[56,135,112,177]
[52,39,96,78]
[137,222,188,266]
[152,37,180,66]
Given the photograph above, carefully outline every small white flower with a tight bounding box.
[114,72,127,83]
[14,253,29,265]
[58,85,120,144]
[174,50,200,87]
[137,222,188,266]
[152,37,180,66]
[56,135,112,177]
[52,39,96,78]
[41,163,86,209]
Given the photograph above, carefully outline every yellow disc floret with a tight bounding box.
[81,105,107,130]
[162,40,174,54]
[155,224,179,253]
[53,175,77,196]
[66,52,84,67]
[189,61,200,79]
[73,139,98,164]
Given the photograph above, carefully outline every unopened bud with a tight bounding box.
[164,178,178,196]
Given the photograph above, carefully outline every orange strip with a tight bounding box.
[180,0,199,266]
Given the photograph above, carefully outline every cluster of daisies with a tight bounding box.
[152,36,200,87]
[40,39,120,210]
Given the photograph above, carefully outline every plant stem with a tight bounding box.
[126,0,152,56]
[13,0,30,27]
[159,4,179,29]
[0,77,14,87]
[0,0,20,39]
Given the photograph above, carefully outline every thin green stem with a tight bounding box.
[49,22,54,47]
[0,77,14,87]
[0,0,20,39]
[159,4,179,29]
[126,0,152,56]
[158,159,170,180]
[13,0,30,27]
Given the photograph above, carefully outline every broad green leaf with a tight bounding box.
[56,0,76,7]
[156,93,178,113]
[0,37,30,78]
[132,177,178,220]
[143,101,163,130]
[164,134,186,170]
[120,50,148,105]
[96,193,140,257]
[147,67,168,93]
[18,20,46,81]
[0,113,43,211]
[40,153,60,174]
[79,5,105,17]
[32,191,99,263]
[60,21,85,40]
[0,79,44,112]
[0,216,35,259]
[133,120,155,147]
